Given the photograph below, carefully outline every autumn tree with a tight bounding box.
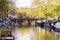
[31,0,60,20]
[0,0,15,20]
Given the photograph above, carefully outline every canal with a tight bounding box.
[14,26,60,40]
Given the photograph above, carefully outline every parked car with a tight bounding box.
[55,22,60,32]
[35,20,45,29]
[35,20,41,27]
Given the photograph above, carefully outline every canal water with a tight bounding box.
[14,26,60,40]
[14,27,45,40]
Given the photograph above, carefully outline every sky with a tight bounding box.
[15,0,33,8]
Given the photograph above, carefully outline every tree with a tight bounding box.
[31,0,60,20]
[0,0,15,20]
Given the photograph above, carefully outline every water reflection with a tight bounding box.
[15,27,35,40]
[15,26,60,40]
[15,27,45,40]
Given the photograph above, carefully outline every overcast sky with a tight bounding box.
[15,0,33,8]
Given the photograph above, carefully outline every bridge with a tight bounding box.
[11,18,42,26]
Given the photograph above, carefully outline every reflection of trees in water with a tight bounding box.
[15,28,35,40]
